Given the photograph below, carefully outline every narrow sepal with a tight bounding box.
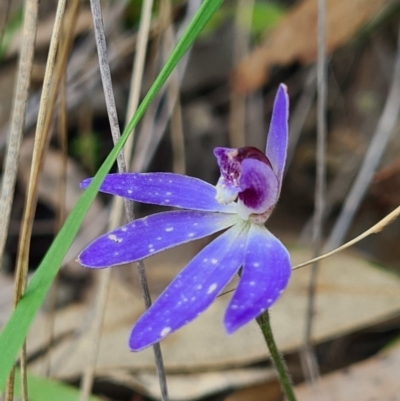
[129,222,249,351]
[79,211,238,268]
[224,224,291,333]
[265,84,289,186]
[81,173,236,213]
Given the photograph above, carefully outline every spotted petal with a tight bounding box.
[129,221,249,351]
[81,173,236,213]
[79,210,239,268]
[224,224,291,334]
[265,84,289,186]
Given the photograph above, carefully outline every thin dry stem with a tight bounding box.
[326,26,400,251]
[80,1,169,400]
[219,203,400,301]
[301,0,327,386]
[228,0,254,149]
[0,0,39,271]
[43,69,68,377]
[131,0,200,173]
[171,100,185,174]
[293,203,400,270]
[123,0,154,161]
[163,0,185,175]
[286,67,316,172]
[6,1,65,401]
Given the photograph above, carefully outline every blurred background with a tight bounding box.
[1,0,400,400]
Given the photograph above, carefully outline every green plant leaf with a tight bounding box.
[13,370,102,401]
[0,0,224,391]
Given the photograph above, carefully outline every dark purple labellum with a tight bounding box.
[236,147,273,169]
[214,146,279,221]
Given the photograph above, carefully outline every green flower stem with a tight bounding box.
[256,310,297,401]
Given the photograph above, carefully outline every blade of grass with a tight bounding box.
[0,0,225,391]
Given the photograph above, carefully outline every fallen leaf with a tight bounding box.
[26,247,400,399]
[106,368,274,401]
[224,381,282,401]
[233,0,389,94]
[295,342,400,401]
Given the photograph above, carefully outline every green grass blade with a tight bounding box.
[13,370,102,401]
[0,0,224,391]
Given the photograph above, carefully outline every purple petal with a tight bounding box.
[265,84,289,186]
[237,158,278,219]
[129,222,248,351]
[224,224,291,334]
[78,210,238,268]
[81,173,236,213]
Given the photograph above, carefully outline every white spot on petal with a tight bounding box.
[193,222,198,226]
[121,227,127,232]
[211,258,218,264]
[166,192,172,195]
[108,234,122,243]
[207,283,217,294]
[253,262,260,267]
[165,227,174,232]
[157,237,162,240]
[160,327,171,337]
[188,233,195,238]
[196,284,202,290]
[250,281,256,286]
[127,190,133,194]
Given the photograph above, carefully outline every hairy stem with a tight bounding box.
[256,310,297,401]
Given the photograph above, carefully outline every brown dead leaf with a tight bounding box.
[233,0,389,94]
[107,368,274,401]
[295,342,400,401]
[224,381,282,401]
[26,246,400,400]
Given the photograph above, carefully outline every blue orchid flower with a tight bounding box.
[78,84,291,351]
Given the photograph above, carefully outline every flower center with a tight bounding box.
[214,146,279,223]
